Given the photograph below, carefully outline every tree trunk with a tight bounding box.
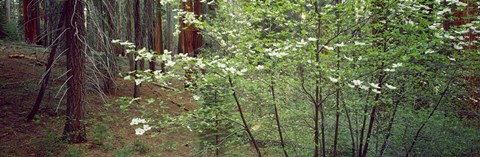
[166,2,173,53]
[228,76,262,157]
[5,0,11,21]
[34,0,41,45]
[23,0,39,44]
[270,80,288,157]
[126,0,135,71]
[177,1,184,54]
[26,2,67,121]
[62,0,86,143]
[152,0,165,72]
[192,0,202,56]
[103,0,118,94]
[332,0,341,156]
[179,0,202,56]
[133,0,142,98]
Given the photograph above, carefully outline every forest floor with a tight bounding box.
[0,40,197,156]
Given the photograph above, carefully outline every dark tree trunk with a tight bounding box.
[270,80,288,157]
[26,2,67,121]
[126,0,135,71]
[103,0,118,94]
[62,0,86,143]
[332,0,341,156]
[228,76,262,157]
[133,0,142,98]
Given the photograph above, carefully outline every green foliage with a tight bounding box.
[33,133,66,157]
[114,146,133,157]
[91,122,114,151]
[159,141,177,152]
[113,0,480,156]
[63,147,87,157]
[2,20,20,41]
[132,140,149,154]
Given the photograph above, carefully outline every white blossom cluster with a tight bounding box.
[130,118,152,136]
[347,79,397,93]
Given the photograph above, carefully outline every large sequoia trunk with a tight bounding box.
[152,0,165,72]
[178,0,202,56]
[63,0,86,143]
[443,1,479,116]
[23,0,40,44]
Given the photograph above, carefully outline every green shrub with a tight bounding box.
[2,20,20,41]
[132,140,149,154]
[114,146,133,157]
[91,123,113,144]
[34,133,66,157]
[63,147,87,157]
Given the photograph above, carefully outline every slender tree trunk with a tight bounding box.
[5,0,11,21]
[177,1,184,54]
[63,0,86,143]
[361,65,385,157]
[228,76,262,157]
[270,79,288,157]
[341,92,356,157]
[405,70,456,157]
[133,0,142,98]
[361,2,387,156]
[166,2,173,53]
[358,92,371,157]
[34,0,41,45]
[332,0,341,156]
[379,99,400,157]
[26,3,67,121]
[103,0,118,94]
[126,0,135,71]
[313,3,324,157]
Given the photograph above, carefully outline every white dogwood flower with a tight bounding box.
[370,83,380,89]
[130,118,147,125]
[135,128,146,135]
[392,63,403,68]
[328,76,339,83]
[256,65,264,70]
[385,84,397,90]
[353,80,363,86]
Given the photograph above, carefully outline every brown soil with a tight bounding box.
[0,41,197,157]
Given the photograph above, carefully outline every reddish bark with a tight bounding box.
[179,0,202,57]
[63,0,86,143]
[23,0,40,44]
[154,0,165,71]
[443,1,479,113]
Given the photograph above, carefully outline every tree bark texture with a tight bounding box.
[153,0,165,72]
[27,2,67,121]
[62,0,86,143]
[179,0,202,56]
[23,0,40,44]
[133,0,142,98]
